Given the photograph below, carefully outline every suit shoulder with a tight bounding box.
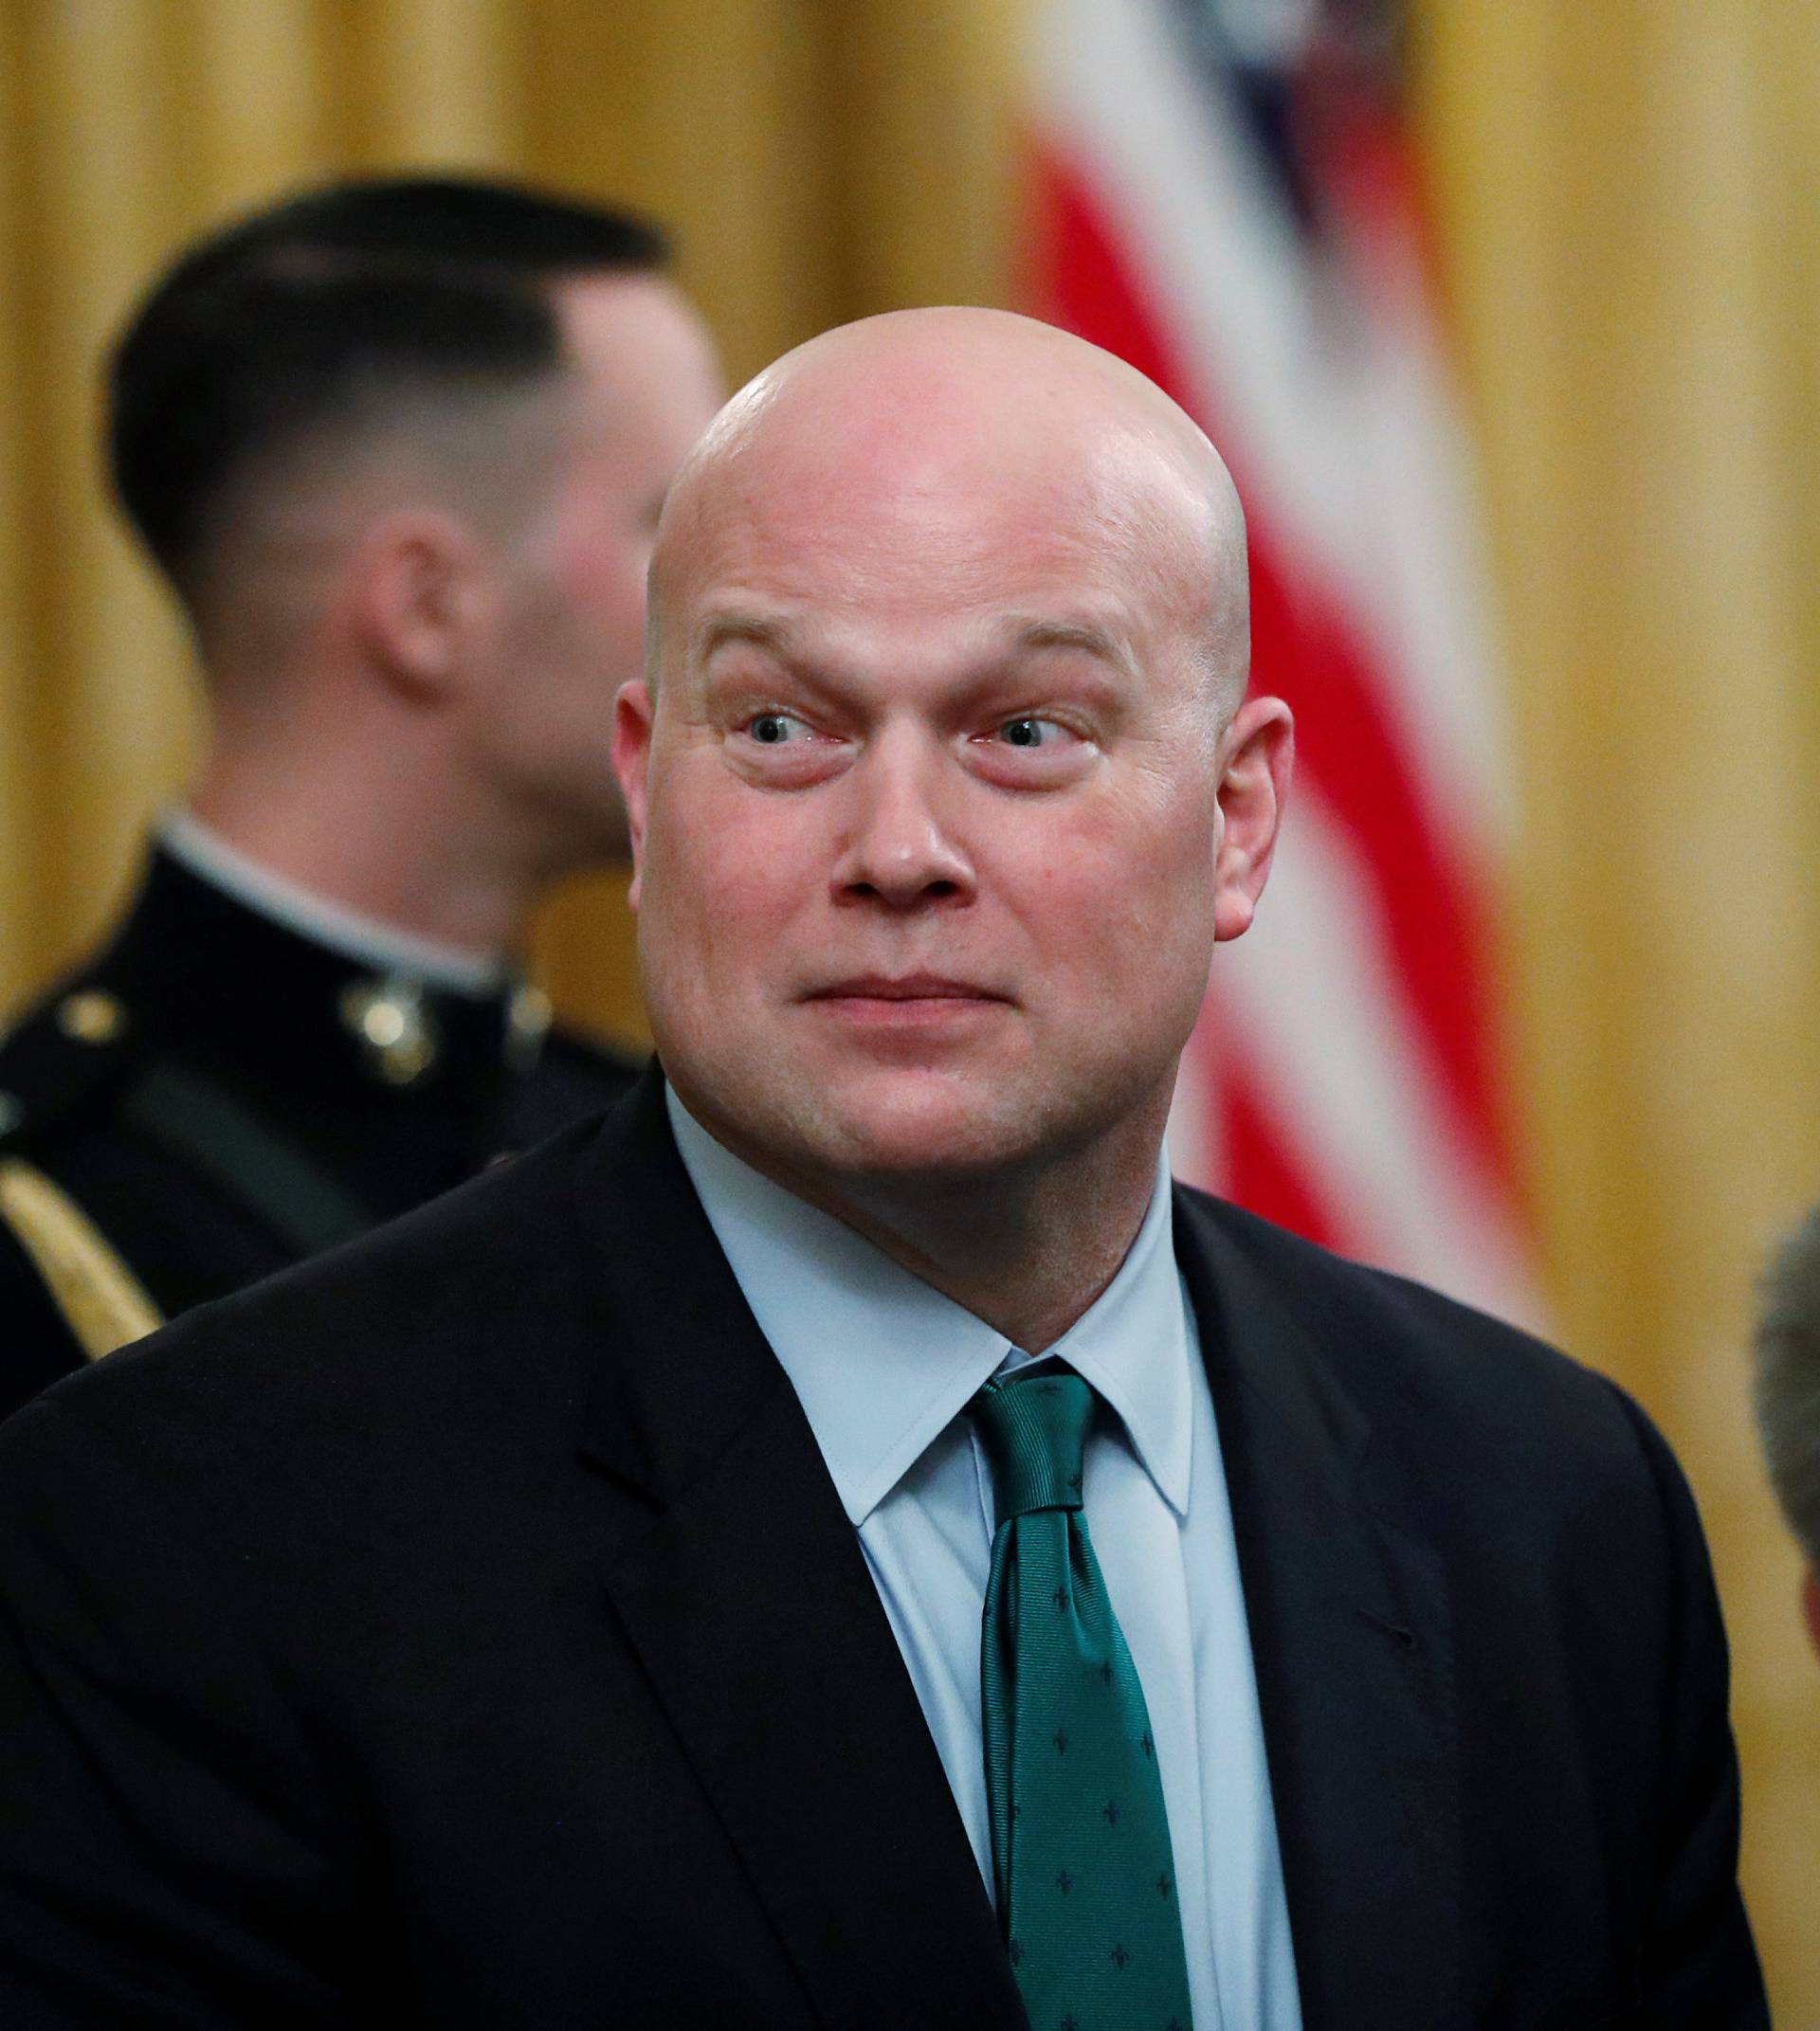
[1176,1183,1553,1349]
[1175,1188,1690,1560]
[1175,1183,1632,1437]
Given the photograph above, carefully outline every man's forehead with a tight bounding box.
[670,444,1192,611]
[648,318,1242,694]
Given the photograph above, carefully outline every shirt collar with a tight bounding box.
[666,1090,1192,1524]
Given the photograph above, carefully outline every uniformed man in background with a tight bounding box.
[0,175,724,1414]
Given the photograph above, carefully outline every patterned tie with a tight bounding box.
[973,1369,1194,2031]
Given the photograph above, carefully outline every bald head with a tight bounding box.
[650,308,1248,721]
[613,305,1293,1263]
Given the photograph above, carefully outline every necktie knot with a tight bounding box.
[972,1369,1092,1520]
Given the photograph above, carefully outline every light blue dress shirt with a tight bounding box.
[667,1091,1302,2031]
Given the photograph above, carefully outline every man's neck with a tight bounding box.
[689,1102,1171,1356]
[185,762,534,964]
[159,811,511,994]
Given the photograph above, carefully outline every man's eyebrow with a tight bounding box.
[694,609,798,662]
[1009,616,1137,675]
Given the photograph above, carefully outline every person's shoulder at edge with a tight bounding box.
[0,955,155,1400]
[0,952,145,1161]
[0,1222,98,1404]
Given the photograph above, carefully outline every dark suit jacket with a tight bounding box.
[0,847,638,1410]
[0,1074,1766,2028]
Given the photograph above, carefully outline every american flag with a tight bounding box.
[1028,0,1539,1325]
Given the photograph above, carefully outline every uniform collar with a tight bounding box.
[666,1090,1192,1525]
[93,845,551,1102]
[157,810,508,996]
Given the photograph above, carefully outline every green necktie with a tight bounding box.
[974,1369,1194,2031]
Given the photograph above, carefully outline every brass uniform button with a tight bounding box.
[338,977,439,1087]
[56,991,127,1046]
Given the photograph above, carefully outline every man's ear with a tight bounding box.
[1212,695,1294,942]
[611,680,655,911]
[345,510,488,702]
[1802,1567,1820,1662]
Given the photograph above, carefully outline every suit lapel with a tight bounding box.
[573,1077,1023,2030]
[1176,1192,1465,2031]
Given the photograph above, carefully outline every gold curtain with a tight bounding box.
[1413,6,1820,2013]
[0,0,1815,2012]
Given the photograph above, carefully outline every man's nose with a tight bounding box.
[830,734,974,910]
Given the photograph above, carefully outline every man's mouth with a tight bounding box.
[807,974,1007,1004]
[802,975,1013,1028]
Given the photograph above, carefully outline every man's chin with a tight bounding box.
[794,1087,1051,1190]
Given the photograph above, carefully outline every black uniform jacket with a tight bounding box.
[0,847,637,1412]
[0,1073,1767,2028]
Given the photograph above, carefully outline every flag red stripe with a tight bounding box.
[1318,97,1447,307]
[1026,138,1519,1205]
[1215,1048,1344,1250]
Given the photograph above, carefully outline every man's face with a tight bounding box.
[617,419,1242,1199]
[482,273,722,870]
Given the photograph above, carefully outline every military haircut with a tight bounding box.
[106,175,671,609]
[1754,1201,1820,1569]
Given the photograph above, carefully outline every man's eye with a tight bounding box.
[745,712,813,745]
[995,716,1069,749]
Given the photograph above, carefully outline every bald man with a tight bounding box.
[0,312,1766,2028]
[0,177,722,1411]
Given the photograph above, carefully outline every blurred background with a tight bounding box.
[1,0,1815,2011]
